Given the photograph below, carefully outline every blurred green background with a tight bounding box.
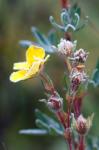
[0,0,99,150]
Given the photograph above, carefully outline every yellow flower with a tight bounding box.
[10,45,50,82]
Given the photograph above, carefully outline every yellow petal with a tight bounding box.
[26,61,41,77]
[10,70,28,82]
[13,62,30,70]
[26,45,45,65]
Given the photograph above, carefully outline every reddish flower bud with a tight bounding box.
[47,94,63,112]
[76,114,94,135]
[69,68,88,95]
[76,115,87,135]
[70,49,89,64]
[74,49,89,63]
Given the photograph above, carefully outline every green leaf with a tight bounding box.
[87,136,99,150]
[19,129,48,135]
[31,27,54,53]
[89,60,99,87]
[48,30,59,46]
[35,119,50,131]
[77,8,81,16]
[71,3,81,17]
[49,16,65,32]
[92,69,99,86]
[96,59,99,69]
[31,27,49,45]
[61,10,70,26]
[49,125,63,135]
[63,73,69,91]
[73,40,77,51]
[35,109,64,136]
[19,40,38,48]
[72,13,80,27]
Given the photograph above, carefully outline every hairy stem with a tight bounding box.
[40,72,56,95]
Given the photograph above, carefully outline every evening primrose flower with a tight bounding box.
[10,45,50,82]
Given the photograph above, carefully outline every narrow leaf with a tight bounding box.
[19,40,38,48]
[31,27,54,53]
[19,129,48,135]
[35,109,64,133]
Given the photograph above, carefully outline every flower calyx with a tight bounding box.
[47,92,63,112]
[40,92,63,113]
[69,68,88,95]
[75,114,94,135]
[57,38,74,56]
[69,49,89,64]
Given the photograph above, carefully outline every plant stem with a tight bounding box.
[67,106,72,150]
[78,135,85,150]
[64,32,72,41]
[61,0,69,9]
[73,96,82,119]
[40,72,56,95]
[68,140,72,150]
[56,111,66,129]
[64,58,72,74]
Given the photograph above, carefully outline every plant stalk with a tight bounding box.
[78,135,85,150]
[40,72,56,95]
[61,0,69,9]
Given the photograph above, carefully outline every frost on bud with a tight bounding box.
[47,93,63,112]
[57,39,73,56]
[70,49,89,63]
[70,68,88,95]
[76,114,94,135]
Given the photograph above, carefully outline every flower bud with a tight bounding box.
[76,115,87,135]
[76,114,94,135]
[58,39,73,56]
[47,94,63,112]
[70,68,88,95]
[70,49,89,63]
